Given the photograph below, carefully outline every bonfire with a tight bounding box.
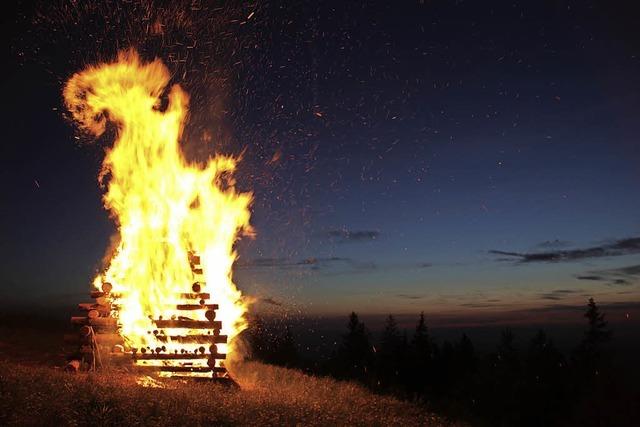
[62,50,252,379]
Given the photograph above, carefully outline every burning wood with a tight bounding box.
[62,50,252,380]
[67,266,231,377]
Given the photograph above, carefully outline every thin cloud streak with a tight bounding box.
[491,237,640,263]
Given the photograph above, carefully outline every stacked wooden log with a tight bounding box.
[65,253,229,378]
[64,281,126,372]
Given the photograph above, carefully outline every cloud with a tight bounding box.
[320,229,380,243]
[459,302,503,308]
[575,263,640,286]
[575,275,604,281]
[539,289,582,301]
[395,293,425,300]
[238,256,376,273]
[527,301,640,314]
[610,279,631,286]
[490,237,640,263]
[605,264,640,276]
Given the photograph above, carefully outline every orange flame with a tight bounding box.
[64,50,252,373]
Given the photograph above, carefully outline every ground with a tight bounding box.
[0,315,454,426]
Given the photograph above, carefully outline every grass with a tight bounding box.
[0,362,444,426]
[0,359,455,426]
[0,314,455,425]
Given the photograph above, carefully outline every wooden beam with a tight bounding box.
[153,320,221,329]
[78,303,112,315]
[179,293,210,299]
[71,317,117,327]
[133,353,226,360]
[155,335,228,344]
[155,366,226,373]
[175,304,218,310]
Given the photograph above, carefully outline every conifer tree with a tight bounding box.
[337,312,373,381]
[574,298,612,378]
[409,312,434,396]
[378,315,403,388]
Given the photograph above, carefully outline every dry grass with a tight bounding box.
[0,360,453,426]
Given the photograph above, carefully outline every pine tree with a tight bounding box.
[491,328,522,425]
[378,315,402,388]
[584,298,612,349]
[497,327,519,372]
[455,333,476,378]
[523,329,568,425]
[412,312,433,361]
[337,312,373,381]
[380,315,401,353]
[409,312,434,396]
[574,297,612,378]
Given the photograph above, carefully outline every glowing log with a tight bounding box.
[155,335,228,344]
[71,318,118,333]
[90,291,117,299]
[207,356,227,367]
[153,320,221,329]
[153,366,225,373]
[78,303,112,315]
[175,304,218,310]
[179,293,210,299]
[133,353,225,360]
[71,317,117,326]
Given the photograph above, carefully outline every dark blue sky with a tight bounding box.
[2,1,639,322]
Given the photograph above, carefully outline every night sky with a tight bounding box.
[2,1,639,325]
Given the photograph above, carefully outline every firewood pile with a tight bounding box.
[64,253,229,379]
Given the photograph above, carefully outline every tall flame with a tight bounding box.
[63,50,252,367]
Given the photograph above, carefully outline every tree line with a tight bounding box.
[246,298,639,426]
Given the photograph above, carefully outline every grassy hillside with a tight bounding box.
[0,360,453,426]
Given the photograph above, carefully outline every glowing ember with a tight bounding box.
[63,50,252,376]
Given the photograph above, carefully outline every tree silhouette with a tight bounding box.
[335,312,374,381]
[522,329,569,426]
[408,312,434,396]
[377,315,403,389]
[453,333,476,398]
[497,327,519,371]
[574,298,612,380]
[481,327,523,426]
[455,333,476,377]
[568,297,617,426]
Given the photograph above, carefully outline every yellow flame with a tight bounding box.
[64,50,252,370]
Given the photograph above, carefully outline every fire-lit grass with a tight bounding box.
[0,360,454,426]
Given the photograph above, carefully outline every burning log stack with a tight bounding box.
[62,52,251,382]
[65,253,230,379]
[64,281,124,372]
